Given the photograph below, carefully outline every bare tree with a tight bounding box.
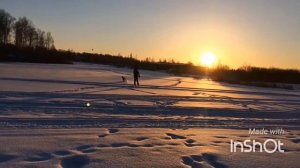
[45,32,54,49]
[0,9,15,44]
[27,25,37,47]
[14,17,31,47]
[1,9,55,50]
[14,17,41,48]
[36,29,45,47]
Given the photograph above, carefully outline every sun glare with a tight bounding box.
[201,52,217,67]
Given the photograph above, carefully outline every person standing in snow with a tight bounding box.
[133,67,140,86]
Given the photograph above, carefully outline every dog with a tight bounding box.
[122,76,128,83]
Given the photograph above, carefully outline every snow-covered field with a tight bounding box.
[0,63,299,168]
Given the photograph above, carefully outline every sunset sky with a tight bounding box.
[1,0,300,69]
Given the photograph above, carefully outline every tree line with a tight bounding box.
[211,65,300,87]
[0,9,54,49]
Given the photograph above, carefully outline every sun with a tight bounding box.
[200,52,217,67]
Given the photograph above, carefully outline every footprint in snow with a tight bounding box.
[108,128,119,134]
[166,133,186,139]
[60,155,90,168]
[24,152,53,162]
[181,153,228,168]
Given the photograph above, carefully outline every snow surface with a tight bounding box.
[0,62,299,128]
[0,63,299,168]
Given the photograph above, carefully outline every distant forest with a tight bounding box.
[1,9,300,87]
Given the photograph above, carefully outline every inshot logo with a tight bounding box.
[230,139,284,153]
